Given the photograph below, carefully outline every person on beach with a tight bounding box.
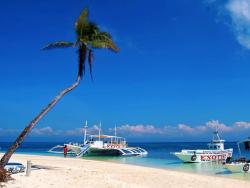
[63,145,68,158]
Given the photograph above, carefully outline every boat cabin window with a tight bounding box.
[244,141,250,150]
[209,145,219,149]
[121,149,132,154]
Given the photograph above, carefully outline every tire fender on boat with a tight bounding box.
[191,155,197,161]
[243,163,249,172]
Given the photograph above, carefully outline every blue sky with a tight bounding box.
[1,0,250,142]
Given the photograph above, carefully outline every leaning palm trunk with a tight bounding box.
[0,76,81,168]
[0,7,118,168]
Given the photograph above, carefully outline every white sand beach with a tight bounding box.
[0,153,250,188]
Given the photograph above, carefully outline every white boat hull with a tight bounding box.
[173,149,233,163]
[84,146,148,156]
[224,163,250,173]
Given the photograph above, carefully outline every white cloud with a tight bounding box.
[116,124,164,135]
[178,124,195,133]
[115,120,235,136]
[63,128,83,136]
[196,125,208,132]
[226,0,250,49]
[234,121,250,128]
[116,121,224,135]
[176,120,232,134]
[62,125,100,137]
[0,128,19,136]
[32,126,54,135]
[226,0,250,20]
[0,125,100,137]
[1,120,250,139]
[206,120,232,132]
[208,0,250,50]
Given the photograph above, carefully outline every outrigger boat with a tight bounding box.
[224,137,250,173]
[49,122,148,157]
[172,127,233,163]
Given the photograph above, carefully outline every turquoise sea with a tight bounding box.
[1,142,250,181]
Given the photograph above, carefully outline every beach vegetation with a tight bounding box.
[0,168,12,183]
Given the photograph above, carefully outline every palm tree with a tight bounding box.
[0,8,118,168]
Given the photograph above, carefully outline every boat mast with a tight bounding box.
[84,120,88,144]
[115,125,117,137]
[237,141,242,157]
[115,124,117,143]
[99,122,101,141]
[213,125,220,141]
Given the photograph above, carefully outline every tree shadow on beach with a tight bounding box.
[31,165,58,171]
[215,170,232,175]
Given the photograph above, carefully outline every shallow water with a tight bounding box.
[1,142,250,180]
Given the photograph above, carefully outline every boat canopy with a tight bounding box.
[89,134,125,139]
[238,137,250,151]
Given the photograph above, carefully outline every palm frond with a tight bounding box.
[89,32,119,52]
[42,41,74,50]
[87,22,100,36]
[90,39,119,52]
[97,32,112,39]
[75,8,89,37]
[78,45,87,78]
[76,21,100,40]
